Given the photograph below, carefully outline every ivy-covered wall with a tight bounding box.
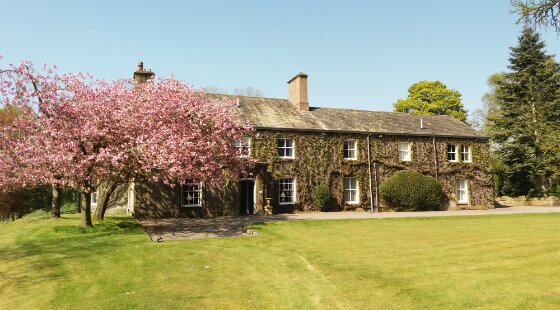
[108,129,493,218]
[251,130,493,212]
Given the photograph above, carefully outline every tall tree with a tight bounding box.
[513,0,560,32]
[0,61,252,227]
[393,81,468,122]
[487,27,560,196]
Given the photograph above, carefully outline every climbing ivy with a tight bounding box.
[251,130,493,212]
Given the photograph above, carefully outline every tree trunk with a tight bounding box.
[51,185,62,218]
[76,192,82,213]
[95,183,118,220]
[80,192,93,227]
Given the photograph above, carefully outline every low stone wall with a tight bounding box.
[496,196,560,207]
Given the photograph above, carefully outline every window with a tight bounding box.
[456,179,469,204]
[344,177,359,204]
[461,145,471,162]
[91,192,97,206]
[447,144,457,162]
[344,140,357,160]
[181,182,202,207]
[233,137,251,157]
[398,142,411,161]
[278,138,294,158]
[278,178,296,204]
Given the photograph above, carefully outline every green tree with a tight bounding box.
[393,81,468,122]
[512,0,560,32]
[487,27,560,196]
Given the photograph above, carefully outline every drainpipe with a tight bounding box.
[374,162,379,213]
[432,136,439,179]
[367,134,374,212]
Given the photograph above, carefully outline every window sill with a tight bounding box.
[343,158,357,161]
[279,202,296,205]
[181,205,202,208]
[345,202,360,205]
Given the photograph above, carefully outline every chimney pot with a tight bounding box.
[287,72,309,111]
[133,61,154,83]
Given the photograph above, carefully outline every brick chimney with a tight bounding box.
[287,72,309,111]
[133,61,154,83]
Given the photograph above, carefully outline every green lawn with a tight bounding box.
[2,213,560,309]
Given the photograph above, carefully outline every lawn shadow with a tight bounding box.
[0,216,145,299]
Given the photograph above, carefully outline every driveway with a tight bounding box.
[139,206,560,241]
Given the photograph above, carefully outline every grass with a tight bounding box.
[2,212,560,309]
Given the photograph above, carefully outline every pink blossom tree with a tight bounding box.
[1,61,252,227]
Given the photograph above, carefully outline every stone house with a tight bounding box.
[98,68,493,218]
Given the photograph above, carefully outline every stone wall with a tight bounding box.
[496,196,560,207]
[253,130,493,212]
[107,129,494,218]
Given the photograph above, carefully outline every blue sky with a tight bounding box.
[1,0,559,116]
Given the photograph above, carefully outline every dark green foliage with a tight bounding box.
[0,186,52,220]
[487,27,560,196]
[379,170,442,211]
[314,183,331,211]
[491,157,508,197]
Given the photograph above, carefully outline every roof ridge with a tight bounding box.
[206,92,289,101]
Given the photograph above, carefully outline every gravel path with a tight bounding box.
[140,206,560,241]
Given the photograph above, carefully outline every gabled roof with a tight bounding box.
[209,94,487,139]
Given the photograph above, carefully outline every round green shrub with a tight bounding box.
[379,170,442,211]
[314,183,331,211]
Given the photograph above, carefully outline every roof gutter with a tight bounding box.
[253,126,489,140]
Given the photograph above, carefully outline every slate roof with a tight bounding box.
[208,94,487,139]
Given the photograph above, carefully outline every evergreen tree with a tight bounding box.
[488,27,560,196]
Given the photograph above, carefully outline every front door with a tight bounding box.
[239,180,255,215]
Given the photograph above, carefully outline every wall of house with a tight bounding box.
[121,129,493,218]
[252,130,493,212]
[130,178,240,218]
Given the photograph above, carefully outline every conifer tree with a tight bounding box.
[489,27,560,196]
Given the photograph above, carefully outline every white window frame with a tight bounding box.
[447,144,458,162]
[181,182,202,207]
[398,142,411,161]
[91,192,97,206]
[456,178,469,204]
[278,178,296,205]
[278,138,295,159]
[343,140,357,160]
[233,137,251,157]
[461,144,471,163]
[344,177,359,204]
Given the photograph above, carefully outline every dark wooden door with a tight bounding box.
[239,180,255,215]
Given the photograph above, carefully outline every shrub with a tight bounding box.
[379,170,442,211]
[314,183,331,211]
